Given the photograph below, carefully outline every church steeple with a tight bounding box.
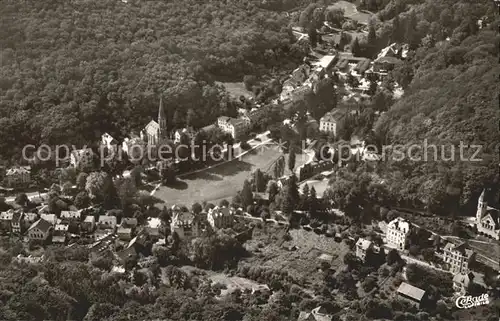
[476,189,488,223]
[158,96,167,138]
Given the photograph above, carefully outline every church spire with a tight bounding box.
[158,96,167,138]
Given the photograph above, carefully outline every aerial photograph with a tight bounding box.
[0,0,499,320]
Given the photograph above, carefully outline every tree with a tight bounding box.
[129,166,142,187]
[15,193,29,207]
[346,73,360,88]
[74,192,90,209]
[267,181,279,203]
[300,184,310,210]
[161,165,176,185]
[76,172,88,190]
[186,108,196,128]
[114,177,137,211]
[308,186,318,218]
[243,75,257,91]
[350,37,361,56]
[192,202,202,215]
[367,19,376,46]
[390,15,402,43]
[308,25,317,48]
[241,180,253,208]
[288,147,296,173]
[386,249,401,266]
[282,174,299,215]
[219,199,229,208]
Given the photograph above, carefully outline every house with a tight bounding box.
[443,242,475,274]
[70,148,94,168]
[170,210,200,239]
[82,215,96,233]
[141,97,168,146]
[60,210,81,222]
[117,226,133,241]
[217,116,248,140]
[396,282,426,307]
[174,127,195,144]
[0,210,14,232]
[22,212,38,230]
[297,305,333,321]
[101,133,119,152]
[121,217,138,228]
[27,218,53,241]
[11,211,25,234]
[334,54,371,78]
[52,223,69,244]
[5,167,31,187]
[453,272,475,295]
[117,246,138,267]
[319,109,347,137]
[475,189,500,240]
[355,238,373,262]
[386,217,411,250]
[311,55,337,71]
[97,215,117,230]
[146,217,162,239]
[207,206,234,230]
[121,135,144,160]
[40,214,58,226]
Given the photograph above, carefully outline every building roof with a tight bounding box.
[356,238,372,250]
[218,116,230,122]
[483,208,499,228]
[375,56,403,65]
[453,272,475,287]
[444,242,475,258]
[84,215,96,223]
[387,217,411,233]
[121,217,138,227]
[98,215,117,226]
[145,120,160,131]
[320,109,347,123]
[313,55,337,69]
[61,211,81,220]
[55,223,69,231]
[397,282,425,302]
[147,217,162,228]
[6,167,30,176]
[28,218,52,233]
[40,214,57,225]
[0,210,14,220]
[354,59,372,73]
[117,227,132,235]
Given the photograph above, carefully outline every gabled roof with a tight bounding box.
[61,211,81,219]
[482,208,499,229]
[28,218,52,233]
[6,167,30,176]
[40,214,57,225]
[145,120,160,131]
[356,238,372,250]
[397,282,425,302]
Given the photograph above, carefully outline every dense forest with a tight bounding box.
[0,0,310,161]
[369,0,499,214]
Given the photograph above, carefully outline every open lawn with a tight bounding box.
[154,144,308,206]
[215,81,253,99]
[327,1,373,25]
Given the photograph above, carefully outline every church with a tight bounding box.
[141,97,168,145]
[476,189,500,240]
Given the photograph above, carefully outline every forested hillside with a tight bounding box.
[0,0,306,161]
[372,0,499,213]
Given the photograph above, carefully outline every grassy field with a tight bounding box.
[327,1,373,24]
[215,81,253,99]
[154,144,307,207]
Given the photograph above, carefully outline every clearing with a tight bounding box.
[215,81,253,99]
[327,1,373,25]
[154,143,308,206]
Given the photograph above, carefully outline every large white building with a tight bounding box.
[386,217,411,250]
[443,242,475,274]
[475,189,500,240]
[355,238,373,262]
[217,116,248,140]
[319,109,346,137]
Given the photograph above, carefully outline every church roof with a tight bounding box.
[158,97,166,123]
[145,120,160,131]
